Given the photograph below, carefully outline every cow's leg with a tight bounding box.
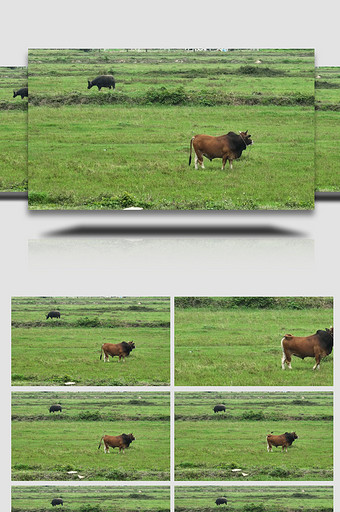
[267,441,272,452]
[285,352,292,369]
[222,156,228,171]
[104,352,109,362]
[104,442,109,454]
[195,150,204,169]
[313,355,321,370]
[229,159,233,170]
[281,353,286,370]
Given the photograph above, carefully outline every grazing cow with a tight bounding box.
[98,433,135,454]
[189,130,253,170]
[281,327,333,370]
[46,310,61,320]
[214,404,226,413]
[267,432,298,452]
[100,341,135,362]
[13,87,28,99]
[216,498,228,505]
[49,405,62,413]
[87,75,115,91]
[51,498,63,506]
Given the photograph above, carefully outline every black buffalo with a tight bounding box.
[214,404,226,413]
[87,75,115,91]
[13,87,28,99]
[49,405,62,413]
[51,498,63,506]
[46,311,61,320]
[216,497,228,505]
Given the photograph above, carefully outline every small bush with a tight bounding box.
[128,305,155,311]
[269,467,292,478]
[144,86,188,104]
[238,65,284,76]
[76,316,101,327]
[89,192,152,209]
[241,410,265,421]
[12,374,25,381]
[315,80,340,89]
[28,192,50,204]
[231,297,276,308]
[292,492,315,498]
[129,399,153,406]
[128,493,153,500]
[78,410,101,421]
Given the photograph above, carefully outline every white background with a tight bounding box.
[1,0,339,509]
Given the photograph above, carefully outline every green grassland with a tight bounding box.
[12,485,170,512]
[315,67,340,191]
[12,391,170,481]
[28,49,315,210]
[0,67,27,191]
[11,296,170,386]
[175,392,333,481]
[175,298,333,386]
[175,485,333,512]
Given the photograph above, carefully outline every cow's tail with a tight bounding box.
[98,436,104,449]
[189,137,194,166]
[100,345,103,360]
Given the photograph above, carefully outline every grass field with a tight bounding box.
[175,297,333,386]
[12,391,170,481]
[12,485,170,511]
[175,391,333,481]
[11,296,170,386]
[28,49,315,210]
[175,485,333,512]
[315,67,340,191]
[0,67,27,191]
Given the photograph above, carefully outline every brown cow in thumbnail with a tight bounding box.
[189,130,253,170]
[98,433,135,453]
[100,341,135,362]
[281,327,333,370]
[267,432,298,452]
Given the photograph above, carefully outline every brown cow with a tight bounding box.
[100,341,135,362]
[267,432,298,452]
[189,130,253,170]
[281,327,333,370]
[98,433,135,454]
